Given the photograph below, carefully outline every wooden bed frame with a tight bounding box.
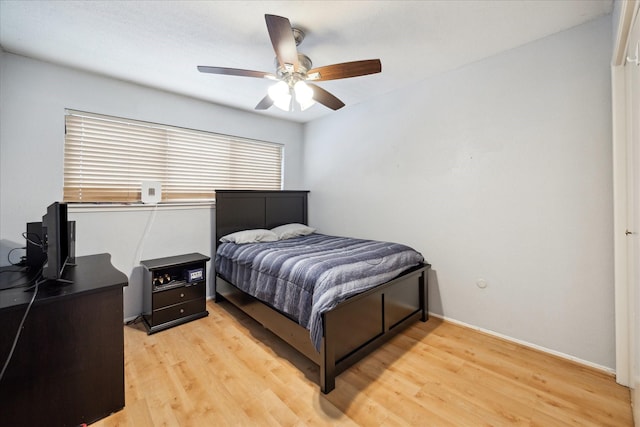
[214,190,430,393]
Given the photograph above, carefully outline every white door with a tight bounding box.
[628,20,640,422]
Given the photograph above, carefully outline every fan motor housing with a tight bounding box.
[275,53,312,79]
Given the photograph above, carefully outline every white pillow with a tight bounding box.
[219,229,278,244]
[270,223,316,240]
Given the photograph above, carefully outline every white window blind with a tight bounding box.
[64,111,283,202]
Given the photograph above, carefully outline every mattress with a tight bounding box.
[215,233,424,350]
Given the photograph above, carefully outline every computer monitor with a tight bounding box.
[41,202,72,281]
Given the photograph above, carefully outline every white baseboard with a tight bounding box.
[428,312,615,375]
[123,309,614,376]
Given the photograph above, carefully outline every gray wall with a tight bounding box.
[0,52,304,319]
[0,15,617,371]
[303,16,614,369]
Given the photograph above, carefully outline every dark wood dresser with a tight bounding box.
[0,253,128,426]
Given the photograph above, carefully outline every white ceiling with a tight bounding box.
[0,0,613,123]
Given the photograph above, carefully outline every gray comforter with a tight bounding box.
[215,233,424,350]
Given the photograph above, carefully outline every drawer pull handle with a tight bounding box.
[180,308,184,314]
[180,293,185,298]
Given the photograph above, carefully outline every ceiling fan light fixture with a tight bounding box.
[294,81,315,110]
[298,97,315,111]
[268,80,292,111]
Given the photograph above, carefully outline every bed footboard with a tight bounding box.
[216,263,429,394]
[320,264,429,392]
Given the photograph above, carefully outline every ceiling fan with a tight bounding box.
[197,14,382,112]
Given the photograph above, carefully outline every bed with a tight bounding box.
[214,190,430,393]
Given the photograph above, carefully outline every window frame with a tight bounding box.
[63,110,284,204]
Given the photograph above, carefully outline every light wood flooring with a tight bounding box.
[94,300,633,426]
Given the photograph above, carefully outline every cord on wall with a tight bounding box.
[134,203,159,266]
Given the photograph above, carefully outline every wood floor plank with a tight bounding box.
[92,301,633,426]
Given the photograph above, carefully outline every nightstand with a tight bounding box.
[141,253,210,334]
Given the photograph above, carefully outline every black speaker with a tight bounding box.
[26,220,76,270]
[68,220,76,264]
[26,221,45,269]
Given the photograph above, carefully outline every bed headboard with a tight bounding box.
[215,190,309,243]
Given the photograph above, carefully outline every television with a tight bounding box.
[41,202,74,282]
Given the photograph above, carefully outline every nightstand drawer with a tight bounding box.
[152,298,206,325]
[153,282,205,310]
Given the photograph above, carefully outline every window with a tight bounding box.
[63,111,283,203]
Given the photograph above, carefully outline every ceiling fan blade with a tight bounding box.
[197,66,276,79]
[307,59,382,81]
[255,94,274,110]
[265,14,299,72]
[308,83,345,110]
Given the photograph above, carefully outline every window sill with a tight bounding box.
[68,201,215,213]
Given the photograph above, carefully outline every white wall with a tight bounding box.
[303,16,615,369]
[0,52,304,319]
[0,15,617,370]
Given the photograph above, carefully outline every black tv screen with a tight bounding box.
[42,202,70,281]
